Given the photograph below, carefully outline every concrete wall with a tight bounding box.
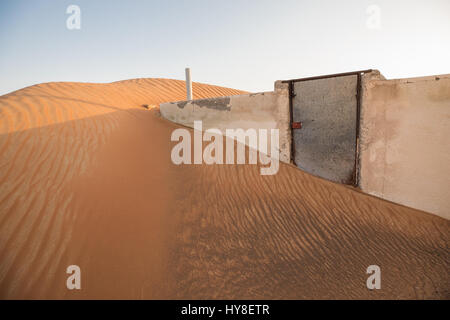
[159,71,449,219]
[160,82,291,163]
[359,74,450,219]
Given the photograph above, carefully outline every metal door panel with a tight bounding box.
[292,75,357,184]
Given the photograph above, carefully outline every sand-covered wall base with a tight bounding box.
[159,73,450,219]
[160,82,291,163]
[359,74,450,219]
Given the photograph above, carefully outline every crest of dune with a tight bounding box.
[0,79,448,299]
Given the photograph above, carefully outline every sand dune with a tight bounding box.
[0,79,448,299]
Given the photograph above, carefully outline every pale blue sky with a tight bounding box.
[1,0,449,95]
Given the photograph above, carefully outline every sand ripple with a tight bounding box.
[0,79,448,299]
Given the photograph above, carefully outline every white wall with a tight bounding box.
[160,82,291,163]
[159,72,450,219]
[359,74,450,219]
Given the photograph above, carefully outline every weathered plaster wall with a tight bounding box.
[160,82,291,163]
[359,74,450,219]
[159,71,449,219]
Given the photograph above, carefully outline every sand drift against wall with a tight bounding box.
[0,79,448,299]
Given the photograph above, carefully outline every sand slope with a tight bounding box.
[0,79,448,299]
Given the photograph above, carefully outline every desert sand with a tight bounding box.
[0,79,448,299]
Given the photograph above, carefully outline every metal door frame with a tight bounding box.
[282,69,373,186]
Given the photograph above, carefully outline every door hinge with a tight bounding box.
[289,82,296,98]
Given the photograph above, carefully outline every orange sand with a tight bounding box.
[0,79,448,299]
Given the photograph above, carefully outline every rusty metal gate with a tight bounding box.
[283,70,372,185]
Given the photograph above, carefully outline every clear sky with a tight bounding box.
[1,0,449,95]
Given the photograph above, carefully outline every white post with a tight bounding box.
[185,67,193,100]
